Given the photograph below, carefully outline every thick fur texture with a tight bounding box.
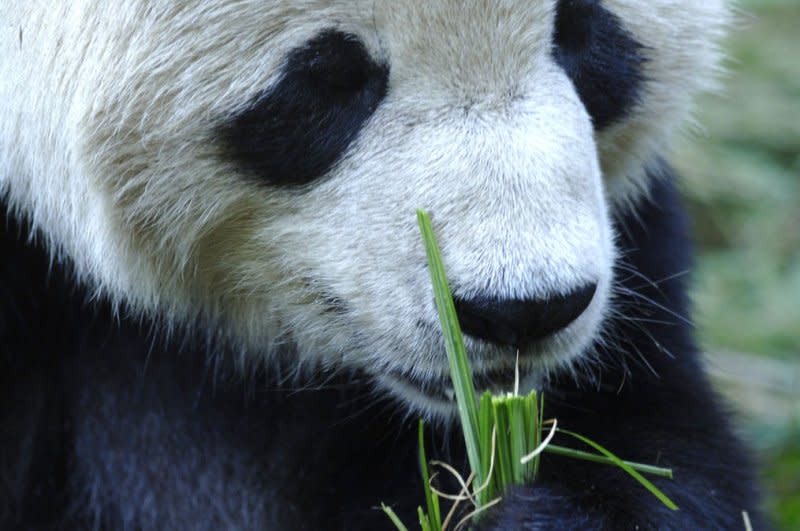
[1,1,763,529]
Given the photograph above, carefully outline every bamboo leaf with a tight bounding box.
[417,210,482,478]
[492,397,513,489]
[418,420,441,531]
[508,397,526,484]
[526,392,540,480]
[382,504,411,531]
[478,391,494,504]
[543,445,674,479]
[418,507,432,531]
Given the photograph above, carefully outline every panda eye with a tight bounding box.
[552,0,645,130]
[222,30,389,187]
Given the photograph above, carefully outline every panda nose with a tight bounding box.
[452,283,598,348]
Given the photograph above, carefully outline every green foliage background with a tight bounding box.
[674,1,799,527]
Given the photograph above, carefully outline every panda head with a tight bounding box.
[1,0,726,417]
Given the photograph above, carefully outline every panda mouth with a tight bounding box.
[387,366,522,403]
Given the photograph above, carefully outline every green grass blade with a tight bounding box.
[508,397,526,484]
[417,420,441,531]
[492,397,513,489]
[555,430,679,510]
[477,391,494,504]
[382,504,411,531]
[526,391,540,480]
[417,210,482,478]
[536,393,545,478]
[543,445,674,478]
[418,507,432,531]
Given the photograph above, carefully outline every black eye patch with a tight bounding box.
[553,0,645,130]
[222,30,389,187]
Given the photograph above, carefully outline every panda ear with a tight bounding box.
[221,30,389,188]
[552,0,645,130]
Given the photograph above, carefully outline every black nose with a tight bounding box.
[452,283,598,348]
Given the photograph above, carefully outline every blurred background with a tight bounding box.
[674,0,799,527]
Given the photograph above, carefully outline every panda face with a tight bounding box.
[0,0,726,416]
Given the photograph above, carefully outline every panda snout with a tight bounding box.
[452,282,598,349]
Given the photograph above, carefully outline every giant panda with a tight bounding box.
[0,1,764,529]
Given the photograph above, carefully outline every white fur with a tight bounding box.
[0,0,727,416]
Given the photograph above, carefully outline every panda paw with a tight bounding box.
[473,483,656,531]
[473,484,598,531]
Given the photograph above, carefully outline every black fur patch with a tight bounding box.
[222,30,389,187]
[553,0,645,129]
